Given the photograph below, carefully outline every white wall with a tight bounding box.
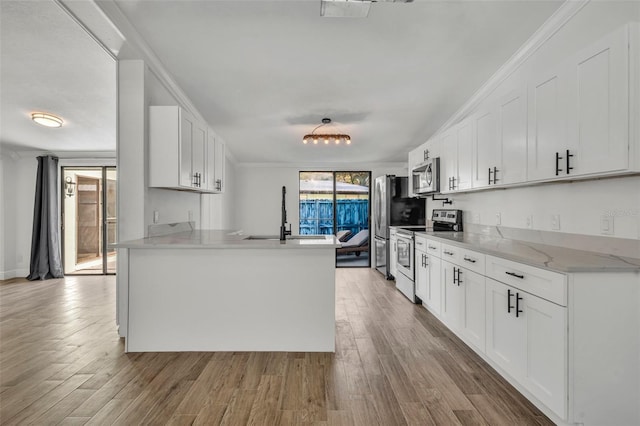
[429,175,640,240]
[425,1,640,241]
[235,163,408,235]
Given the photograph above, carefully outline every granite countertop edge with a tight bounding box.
[413,231,640,273]
[112,230,342,250]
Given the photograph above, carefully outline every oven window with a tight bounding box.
[397,239,411,268]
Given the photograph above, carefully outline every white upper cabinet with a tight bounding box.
[440,128,458,193]
[529,25,630,181]
[498,87,528,185]
[151,106,207,191]
[566,25,629,176]
[150,106,224,193]
[456,118,473,191]
[205,129,225,193]
[527,64,568,181]
[471,106,500,189]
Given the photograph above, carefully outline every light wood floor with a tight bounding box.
[0,269,552,425]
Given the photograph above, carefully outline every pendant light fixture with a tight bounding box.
[31,112,63,128]
[303,118,351,145]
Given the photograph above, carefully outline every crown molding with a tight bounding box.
[432,0,590,139]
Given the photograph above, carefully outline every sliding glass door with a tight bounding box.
[61,166,117,275]
[299,171,370,268]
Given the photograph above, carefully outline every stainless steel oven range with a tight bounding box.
[394,209,463,303]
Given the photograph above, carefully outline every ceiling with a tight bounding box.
[1,0,565,164]
[0,0,117,153]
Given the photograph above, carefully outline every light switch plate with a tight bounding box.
[551,214,560,230]
[601,215,614,235]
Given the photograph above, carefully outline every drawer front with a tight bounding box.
[485,255,567,306]
[415,235,427,250]
[441,243,485,275]
[425,239,441,257]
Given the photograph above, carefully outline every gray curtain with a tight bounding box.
[27,155,64,280]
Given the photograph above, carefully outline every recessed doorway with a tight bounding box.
[61,167,116,275]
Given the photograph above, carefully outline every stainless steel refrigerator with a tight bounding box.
[374,175,425,279]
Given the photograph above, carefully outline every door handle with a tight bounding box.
[566,149,573,174]
[516,293,523,317]
[555,152,563,175]
[507,289,514,313]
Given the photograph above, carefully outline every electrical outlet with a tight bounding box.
[495,212,501,225]
[551,214,560,231]
[153,210,159,224]
[601,215,614,235]
[526,215,533,229]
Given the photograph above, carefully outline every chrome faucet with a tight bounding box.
[280,186,291,241]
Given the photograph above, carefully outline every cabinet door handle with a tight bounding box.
[452,176,456,190]
[507,289,514,314]
[463,256,476,263]
[452,267,458,284]
[516,292,523,317]
[555,152,563,175]
[488,167,493,184]
[443,250,454,256]
[566,149,573,174]
[456,268,462,285]
[492,167,499,183]
[505,271,524,279]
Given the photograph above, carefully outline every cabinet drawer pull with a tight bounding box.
[516,293,523,317]
[505,271,524,279]
[428,245,437,250]
[443,250,454,256]
[463,256,476,263]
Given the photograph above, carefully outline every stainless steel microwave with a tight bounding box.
[412,157,440,195]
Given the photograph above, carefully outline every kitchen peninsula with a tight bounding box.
[115,229,340,352]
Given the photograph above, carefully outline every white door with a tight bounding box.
[440,128,457,193]
[424,254,441,315]
[192,122,206,189]
[415,249,427,302]
[566,25,629,176]
[214,139,225,192]
[456,118,473,191]
[521,292,567,418]
[485,279,526,378]
[441,261,463,331]
[527,64,569,181]
[498,87,528,185]
[472,107,499,188]
[461,268,486,352]
[179,110,194,188]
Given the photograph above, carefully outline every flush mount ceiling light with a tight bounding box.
[31,112,63,128]
[303,118,351,146]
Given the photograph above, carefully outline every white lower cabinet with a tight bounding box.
[486,278,567,419]
[441,260,464,331]
[461,268,485,352]
[415,248,427,302]
[424,253,441,315]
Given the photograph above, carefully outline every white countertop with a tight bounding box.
[415,230,640,273]
[113,229,341,249]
